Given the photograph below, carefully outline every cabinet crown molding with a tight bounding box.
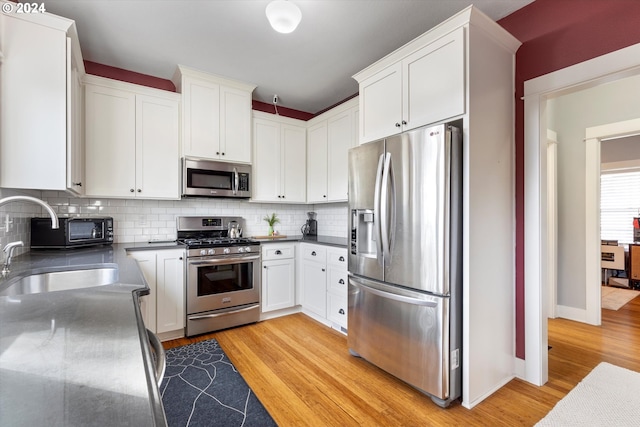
[83,74,180,100]
[172,64,257,93]
[353,5,520,84]
[307,96,359,127]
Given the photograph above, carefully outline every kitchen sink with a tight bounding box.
[0,267,119,297]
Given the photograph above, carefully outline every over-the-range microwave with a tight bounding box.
[182,157,251,199]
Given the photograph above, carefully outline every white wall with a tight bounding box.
[547,73,640,309]
[601,134,640,164]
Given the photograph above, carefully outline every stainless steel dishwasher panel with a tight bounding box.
[348,275,451,400]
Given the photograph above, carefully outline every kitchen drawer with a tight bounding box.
[262,243,295,261]
[301,244,326,263]
[328,268,348,295]
[327,248,348,269]
[327,292,347,329]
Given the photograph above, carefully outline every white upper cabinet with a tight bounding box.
[327,109,355,201]
[358,63,402,143]
[355,27,465,143]
[173,65,255,163]
[252,112,306,203]
[306,121,328,203]
[306,97,358,203]
[84,76,180,199]
[0,9,85,194]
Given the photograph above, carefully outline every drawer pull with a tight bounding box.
[338,279,345,285]
[311,251,316,256]
[275,250,282,255]
[339,309,345,315]
[338,256,345,262]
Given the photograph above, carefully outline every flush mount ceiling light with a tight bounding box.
[265,0,302,34]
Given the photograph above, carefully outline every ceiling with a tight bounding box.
[44,0,534,115]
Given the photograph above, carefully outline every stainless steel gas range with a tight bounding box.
[177,216,261,337]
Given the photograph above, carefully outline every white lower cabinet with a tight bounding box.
[129,248,185,340]
[299,243,348,332]
[326,248,348,330]
[261,243,296,313]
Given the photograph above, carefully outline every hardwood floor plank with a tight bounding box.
[164,295,640,426]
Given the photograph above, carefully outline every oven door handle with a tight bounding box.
[189,304,260,320]
[188,254,260,266]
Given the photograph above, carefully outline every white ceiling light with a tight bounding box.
[265,0,302,34]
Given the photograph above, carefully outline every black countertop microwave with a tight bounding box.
[31,217,114,249]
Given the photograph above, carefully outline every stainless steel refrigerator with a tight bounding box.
[347,122,462,407]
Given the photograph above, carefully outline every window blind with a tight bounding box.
[600,170,640,243]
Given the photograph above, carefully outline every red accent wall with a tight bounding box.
[498,0,640,359]
[252,100,314,121]
[84,61,176,92]
[84,61,316,120]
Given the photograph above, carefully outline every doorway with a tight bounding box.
[523,42,640,387]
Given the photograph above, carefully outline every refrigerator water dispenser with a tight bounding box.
[351,209,377,258]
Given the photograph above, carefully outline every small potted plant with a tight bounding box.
[263,213,280,236]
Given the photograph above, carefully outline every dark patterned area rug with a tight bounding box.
[160,339,277,427]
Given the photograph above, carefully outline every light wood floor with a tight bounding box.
[164,295,640,426]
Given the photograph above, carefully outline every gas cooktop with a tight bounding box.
[176,216,259,249]
[177,237,258,248]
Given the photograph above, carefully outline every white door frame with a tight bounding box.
[523,42,640,386]
[585,119,640,325]
[547,130,558,319]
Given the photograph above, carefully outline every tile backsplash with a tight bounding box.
[0,188,47,256]
[1,190,347,246]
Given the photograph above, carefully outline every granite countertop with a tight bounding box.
[253,234,348,248]
[0,243,178,427]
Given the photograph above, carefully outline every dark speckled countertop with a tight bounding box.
[0,242,184,427]
[253,234,348,248]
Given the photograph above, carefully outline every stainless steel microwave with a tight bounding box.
[182,157,251,199]
[31,217,114,249]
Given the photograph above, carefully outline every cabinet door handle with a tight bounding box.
[137,189,142,193]
[263,265,267,269]
[130,189,135,193]
[395,122,401,128]
[322,268,325,272]
[275,250,282,255]
[338,256,345,262]
[338,279,345,285]
[402,120,407,125]
[339,309,345,315]
[72,182,82,187]
[179,257,183,260]
[216,151,220,155]
[311,251,316,256]
[222,152,225,156]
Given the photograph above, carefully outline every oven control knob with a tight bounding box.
[245,246,252,253]
[238,247,245,253]
[208,248,215,255]
[199,249,206,256]
[223,248,231,254]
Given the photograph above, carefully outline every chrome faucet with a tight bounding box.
[0,195,59,276]
[2,241,24,276]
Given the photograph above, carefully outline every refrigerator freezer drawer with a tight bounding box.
[348,276,459,403]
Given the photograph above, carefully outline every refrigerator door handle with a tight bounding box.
[350,276,439,307]
[373,153,385,267]
[380,152,395,267]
